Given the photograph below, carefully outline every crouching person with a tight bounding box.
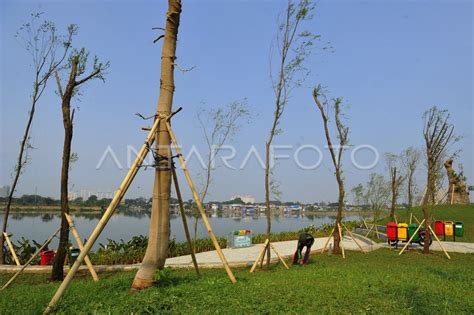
[293,232,314,265]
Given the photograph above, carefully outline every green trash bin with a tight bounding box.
[454,222,464,237]
[69,248,80,265]
[408,223,420,242]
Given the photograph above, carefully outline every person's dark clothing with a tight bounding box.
[293,233,314,265]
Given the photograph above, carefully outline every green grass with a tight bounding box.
[378,204,474,242]
[1,249,473,314]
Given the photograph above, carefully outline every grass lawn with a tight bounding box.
[1,249,473,314]
[378,204,474,242]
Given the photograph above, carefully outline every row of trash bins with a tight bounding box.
[386,220,464,243]
[39,248,80,266]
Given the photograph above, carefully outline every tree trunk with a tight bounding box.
[1,86,39,264]
[422,161,434,254]
[333,173,344,254]
[407,172,413,211]
[389,167,397,221]
[264,141,272,265]
[131,0,181,290]
[51,60,77,280]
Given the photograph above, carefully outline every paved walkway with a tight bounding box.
[165,235,377,268]
[1,234,472,274]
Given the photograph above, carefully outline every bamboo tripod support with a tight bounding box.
[171,166,200,276]
[64,214,99,282]
[44,114,164,314]
[398,219,425,255]
[164,120,236,283]
[3,232,20,266]
[250,239,289,272]
[2,228,60,291]
[321,226,335,254]
[408,215,451,259]
[44,111,237,314]
[342,223,366,253]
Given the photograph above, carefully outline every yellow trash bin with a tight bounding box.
[444,221,454,236]
[397,223,409,241]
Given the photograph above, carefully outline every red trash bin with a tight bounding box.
[434,221,445,236]
[386,222,398,241]
[40,250,55,265]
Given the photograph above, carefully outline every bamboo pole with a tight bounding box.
[269,242,289,269]
[64,214,99,282]
[164,120,236,284]
[398,219,425,255]
[337,223,345,259]
[250,239,269,273]
[413,215,421,225]
[364,223,374,238]
[321,226,335,254]
[44,116,162,314]
[394,215,398,224]
[427,225,451,260]
[374,223,380,239]
[362,218,369,230]
[342,223,366,253]
[3,232,20,266]
[171,166,200,276]
[2,228,60,291]
[409,213,413,224]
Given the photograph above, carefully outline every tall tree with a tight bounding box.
[264,0,318,265]
[385,153,405,221]
[51,48,109,280]
[401,146,420,210]
[132,0,182,290]
[194,100,250,241]
[312,86,349,255]
[1,14,74,263]
[421,106,458,254]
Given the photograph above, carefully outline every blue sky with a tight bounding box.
[1,0,472,203]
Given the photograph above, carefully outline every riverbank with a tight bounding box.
[0,204,104,212]
[1,249,473,314]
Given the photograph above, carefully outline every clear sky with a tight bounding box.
[1,0,472,203]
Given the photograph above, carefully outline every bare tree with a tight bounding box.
[51,48,109,280]
[401,146,420,211]
[312,86,349,255]
[421,106,459,254]
[364,173,390,222]
[1,14,74,263]
[351,183,365,207]
[132,0,181,290]
[193,100,251,241]
[385,153,405,221]
[264,0,318,266]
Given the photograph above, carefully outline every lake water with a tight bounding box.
[1,211,362,250]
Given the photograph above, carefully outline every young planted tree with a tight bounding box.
[194,100,250,241]
[264,0,318,265]
[385,153,405,221]
[1,14,74,263]
[132,0,182,289]
[401,146,420,210]
[421,106,458,254]
[364,174,390,223]
[312,86,349,255]
[51,48,109,280]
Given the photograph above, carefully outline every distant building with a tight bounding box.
[231,194,256,204]
[0,186,10,198]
